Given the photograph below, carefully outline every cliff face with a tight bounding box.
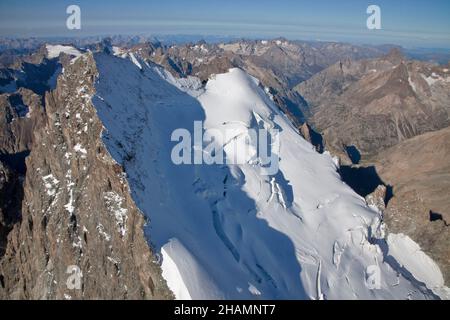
[0,161,21,261]
[0,53,172,299]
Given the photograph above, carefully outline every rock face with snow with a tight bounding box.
[0,52,172,299]
[365,185,387,214]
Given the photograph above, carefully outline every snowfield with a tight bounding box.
[91,51,448,300]
[46,44,82,59]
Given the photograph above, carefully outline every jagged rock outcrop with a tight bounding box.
[299,122,324,153]
[0,53,172,299]
[0,47,61,96]
[365,184,387,214]
[0,88,45,155]
[0,161,22,260]
[0,86,45,266]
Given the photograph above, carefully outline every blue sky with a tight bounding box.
[0,0,449,48]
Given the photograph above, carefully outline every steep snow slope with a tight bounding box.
[91,52,443,299]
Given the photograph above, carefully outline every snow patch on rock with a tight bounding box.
[46,44,81,59]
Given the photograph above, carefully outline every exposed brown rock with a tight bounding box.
[299,123,312,143]
[384,190,449,285]
[0,161,22,259]
[374,126,450,224]
[299,122,324,153]
[365,184,387,213]
[0,53,172,299]
[372,127,450,286]
[0,88,45,155]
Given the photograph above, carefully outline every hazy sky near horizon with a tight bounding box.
[0,0,449,48]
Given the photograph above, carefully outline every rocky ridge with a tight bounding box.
[0,51,172,299]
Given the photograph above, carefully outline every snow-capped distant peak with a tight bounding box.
[46,44,82,59]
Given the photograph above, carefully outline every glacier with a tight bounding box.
[90,51,447,300]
